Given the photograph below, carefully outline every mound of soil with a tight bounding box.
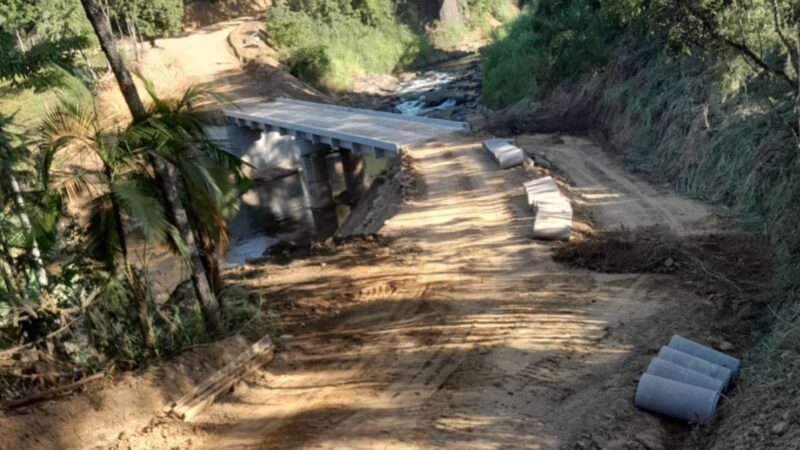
[554,229,772,301]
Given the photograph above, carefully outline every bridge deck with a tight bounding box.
[224,98,469,155]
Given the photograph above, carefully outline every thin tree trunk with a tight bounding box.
[9,176,49,292]
[113,16,123,41]
[80,49,98,82]
[80,0,223,337]
[185,197,223,298]
[0,260,21,307]
[106,166,156,349]
[0,228,22,307]
[101,0,112,33]
[159,164,223,335]
[81,0,146,119]
[15,30,26,53]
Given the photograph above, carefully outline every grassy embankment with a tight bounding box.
[482,2,800,446]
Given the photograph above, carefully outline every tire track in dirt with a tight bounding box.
[516,135,720,235]
[176,133,725,449]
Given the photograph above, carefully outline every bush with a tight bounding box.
[429,0,517,50]
[481,0,613,108]
[265,1,426,90]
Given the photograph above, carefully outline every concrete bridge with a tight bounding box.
[224,98,469,220]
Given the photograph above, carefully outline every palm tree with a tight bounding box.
[39,99,165,349]
[79,0,224,336]
[128,80,247,299]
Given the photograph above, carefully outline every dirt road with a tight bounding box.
[115,132,724,450]
[7,19,737,449]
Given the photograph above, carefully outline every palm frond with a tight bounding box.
[111,177,170,244]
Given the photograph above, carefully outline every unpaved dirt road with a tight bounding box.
[11,19,735,449]
[120,132,728,450]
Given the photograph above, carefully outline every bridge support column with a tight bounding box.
[295,140,334,210]
[340,149,368,204]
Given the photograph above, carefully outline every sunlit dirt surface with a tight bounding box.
[169,133,725,450]
[1,130,734,449]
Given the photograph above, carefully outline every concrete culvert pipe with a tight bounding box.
[483,139,515,160]
[658,346,732,388]
[646,358,725,392]
[669,335,741,373]
[635,373,720,423]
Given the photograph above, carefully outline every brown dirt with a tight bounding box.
[0,337,250,450]
[2,17,773,449]
[183,1,272,31]
[33,131,750,450]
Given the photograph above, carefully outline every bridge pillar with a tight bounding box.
[340,149,368,204]
[311,207,340,239]
[295,140,335,210]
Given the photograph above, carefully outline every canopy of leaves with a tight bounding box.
[0,0,94,89]
[266,0,425,89]
[109,0,184,40]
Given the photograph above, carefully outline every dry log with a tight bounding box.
[167,335,274,421]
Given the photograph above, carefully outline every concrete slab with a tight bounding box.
[225,98,469,154]
[482,138,514,156]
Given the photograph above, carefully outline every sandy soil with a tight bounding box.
[92,131,736,450]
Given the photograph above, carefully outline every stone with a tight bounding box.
[772,421,789,435]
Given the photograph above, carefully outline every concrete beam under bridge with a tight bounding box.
[294,140,335,211]
[340,149,368,203]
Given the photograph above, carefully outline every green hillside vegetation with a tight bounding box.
[265,0,426,90]
[265,0,517,90]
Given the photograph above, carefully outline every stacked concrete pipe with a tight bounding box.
[523,176,573,241]
[635,335,740,424]
[483,138,524,169]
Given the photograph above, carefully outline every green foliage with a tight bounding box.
[0,0,94,89]
[429,0,517,50]
[482,0,614,108]
[483,0,800,108]
[266,0,426,90]
[109,0,184,41]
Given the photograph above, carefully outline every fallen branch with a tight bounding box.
[167,335,274,421]
[1,371,108,410]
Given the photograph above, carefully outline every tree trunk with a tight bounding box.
[159,163,223,335]
[0,260,21,307]
[80,49,98,82]
[0,228,22,307]
[9,176,49,292]
[80,0,223,336]
[185,197,223,298]
[106,165,156,350]
[81,0,147,120]
[15,30,26,53]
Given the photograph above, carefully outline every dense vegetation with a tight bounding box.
[0,0,183,98]
[483,0,800,437]
[264,0,426,90]
[264,0,516,90]
[429,0,516,50]
[0,0,273,398]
